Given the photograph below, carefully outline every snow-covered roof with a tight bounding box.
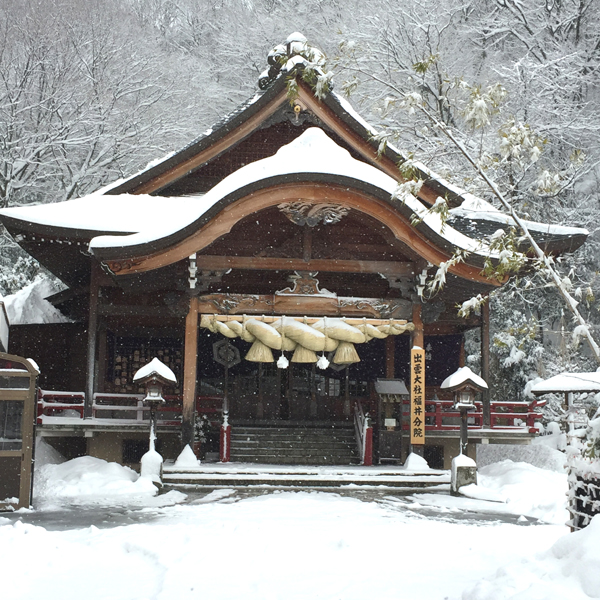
[87,128,496,260]
[440,366,488,391]
[449,199,588,249]
[133,357,177,384]
[530,372,600,394]
[0,34,588,286]
[0,194,203,236]
[375,379,409,395]
[3,278,70,326]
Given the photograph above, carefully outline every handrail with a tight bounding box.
[37,390,542,434]
[354,399,373,466]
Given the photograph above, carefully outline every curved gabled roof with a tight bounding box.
[90,129,492,262]
[0,34,588,290]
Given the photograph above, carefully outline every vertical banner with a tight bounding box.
[410,347,425,445]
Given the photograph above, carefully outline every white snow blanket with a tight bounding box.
[3,277,69,325]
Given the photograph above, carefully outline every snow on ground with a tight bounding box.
[2,443,599,600]
[0,489,567,600]
[463,516,600,600]
[412,460,568,525]
[33,438,186,510]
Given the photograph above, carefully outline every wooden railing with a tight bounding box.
[37,390,543,433]
[37,390,222,425]
[354,400,373,466]
[410,399,543,433]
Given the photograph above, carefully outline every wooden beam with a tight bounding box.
[194,255,414,276]
[182,296,199,449]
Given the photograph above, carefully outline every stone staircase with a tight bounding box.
[229,423,359,465]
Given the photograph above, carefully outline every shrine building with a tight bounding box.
[0,34,587,469]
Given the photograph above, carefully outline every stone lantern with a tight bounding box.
[133,358,177,485]
[441,366,487,495]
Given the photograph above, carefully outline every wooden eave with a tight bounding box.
[94,176,500,287]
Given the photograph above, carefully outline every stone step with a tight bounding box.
[229,424,359,465]
[231,447,357,457]
[227,455,359,466]
[231,443,355,452]
[231,435,356,446]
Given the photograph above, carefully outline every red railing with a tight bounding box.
[37,391,543,433]
[37,391,222,425]
[37,389,85,423]
[401,399,544,434]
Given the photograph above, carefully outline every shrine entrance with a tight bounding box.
[198,328,386,425]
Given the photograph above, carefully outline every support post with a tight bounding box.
[364,419,373,467]
[481,298,491,428]
[344,365,351,417]
[85,262,101,418]
[410,303,425,457]
[385,335,395,379]
[412,303,424,348]
[460,407,469,455]
[220,412,231,462]
[182,296,199,450]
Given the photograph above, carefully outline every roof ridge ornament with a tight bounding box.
[258,32,330,93]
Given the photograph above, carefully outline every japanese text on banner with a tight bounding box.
[410,347,425,445]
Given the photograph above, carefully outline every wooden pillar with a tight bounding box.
[385,336,395,379]
[182,296,199,449]
[85,262,101,418]
[412,303,424,348]
[481,298,491,428]
[97,323,108,394]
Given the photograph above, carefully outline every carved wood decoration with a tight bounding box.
[276,271,333,296]
[196,292,412,320]
[278,201,349,227]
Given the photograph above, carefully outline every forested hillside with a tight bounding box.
[2,0,599,403]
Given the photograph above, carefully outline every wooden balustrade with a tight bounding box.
[37,390,542,433]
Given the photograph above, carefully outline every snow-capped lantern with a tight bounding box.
[441,366,487,412]
[133,357,177,407]
[441,367,488,457]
